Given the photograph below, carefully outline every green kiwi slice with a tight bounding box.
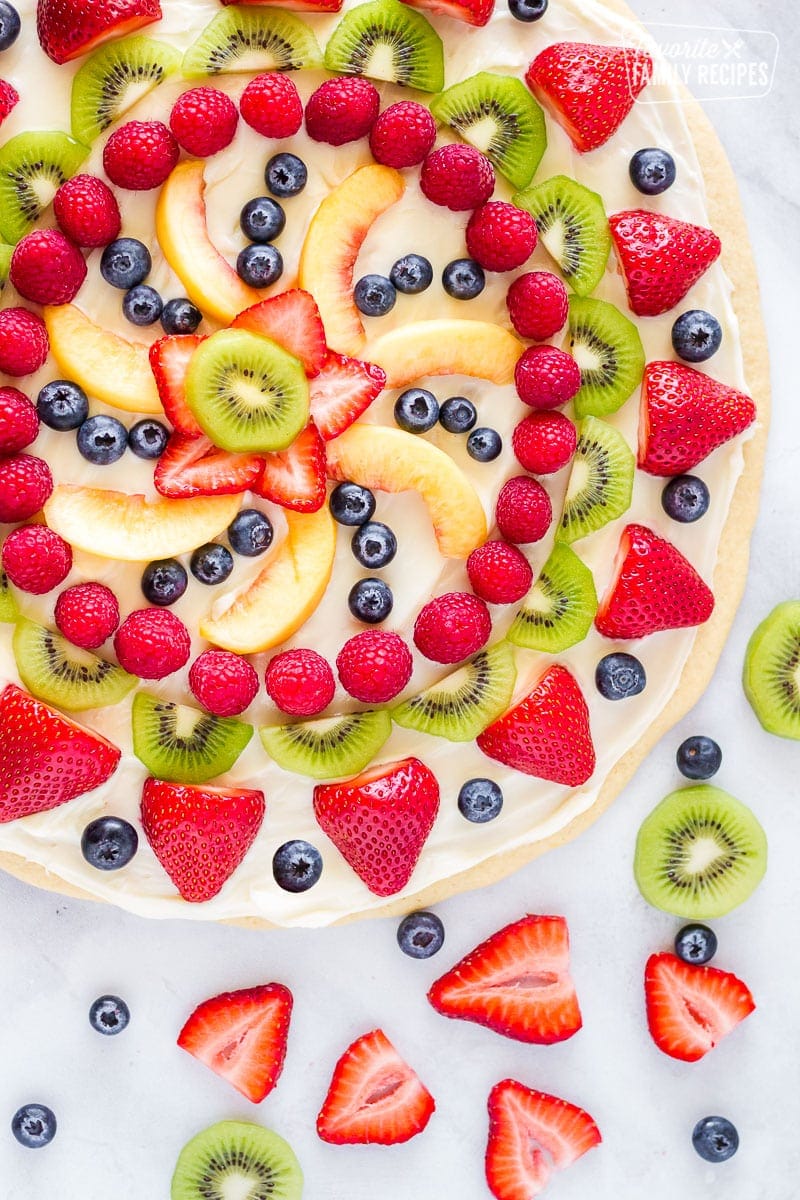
[634,785,767,918]
[260,709,392,780]
[186,329,309,454]
[71,36,181,145]
[182,8,321,76]
[0,570,18,623]
[506,543,596,653]
[0,131,88,244]
[430,72,546,190]
[557,415,634,544]
[512,175,610,296]
[567,296,645,419]
[392,642,516,742]
[324,0,444,93]
[132,692,252,784]
[171,1119,303,1200]
[13,618,137,711]
[743,600,800,739]
[0,243,12,292]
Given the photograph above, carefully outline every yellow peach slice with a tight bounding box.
[367,319,523,389]
[43,305,162,414]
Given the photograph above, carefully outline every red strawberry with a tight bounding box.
[231,289,327,378]
[140,778,265,903]
[308,351,385,441]
[595,524,714,639]
[477,665,594,787]
[0,684,120,823]
[609,210,721,317]
[645,953,755,1062]
[222,0,343,10]
[154,433,264,499]
[638,360,756,475]
[149,335,205,437]
[401,0,493,28]
[317,1029,435,1145]
[428,915,582,1044]
[37,0,161,64]
[526,42,652,153]
[313,758,439,897]
[0,80,19,126]
[178,984,293,1103]
[254,422,326,512]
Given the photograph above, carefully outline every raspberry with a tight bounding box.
[467,540,533,605]
[170,87,239,157]
[55,582,120,649]
[414,592,492,664]
[189,649,259,717]
[305,77,380,147]
[1,525,72,595]
[0,307,49,377]
[103,120,179,190]
[9,228,87,306]
[265,648,335,717]
[506,271,569,341]
[0,387,39,455]
[240,72,303,139]
[465,202,537,272]
[0,453,53,522]
[336,630,413,703]
[0,79,18,123]
[512,411,577,475]
[495,476,552,544]
[514,345,582,410]
[369,101,436,168]
[53,174,121,248]
[114,608,191,679]
[420,144,495,212]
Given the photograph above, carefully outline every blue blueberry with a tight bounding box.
[237,243,283,288]
[692,1116,738,1163]
[661,475,710,524]
[329,482,376,526]
[676,735,721,780]
[141,558,188,606]
[240,196,286,243]
[442,258,485,300]
[81,816,139,871]
[467,427,502,462]
[508,0,547,18]
[89,995,130,1036]
[394,387,439,433]
[11,1104,56,1149]
[595,652,646,700]
[390,253,433,295]
[161,297,202,336]
[190,542,234,586]
[272,840,323,893]
[0,2,20,51]
[123,284,163,327]
[100,238,151,289]
[77,414,128,465]
[351,521,397,569]
[228,508,274,556]
[348,577,393,624]
[354,274,396,317]
[397,911,445,959]
[128,418,169,460]
[674,923,717,965]
[36,379,88,430]
[671,309,722,363]
[439,396,477,434]
[458,778,503,823]
[265,152,307,198]
[629,148,677,195]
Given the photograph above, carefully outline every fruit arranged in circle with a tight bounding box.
[506,543,597,653]
[324,0,443,92]
[70,35,181,145]
[557,415,634,544]
[132,692,253,784]
[13,618,137,712]
[182,7,322,76]
[513,175,610,296]
[260,709,392,780]
[367,318,522,388]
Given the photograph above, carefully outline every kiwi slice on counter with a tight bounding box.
[0,570,18,623]
[430,72,546,190]
[13,618,137,711]
[186,329,309,454]
[392,642,516,742]
[0,131,88,244]
[743,600,800,739]
[0,243,12,292]
[557,415,634,544]
[567,296,645,419]
[182,7,321,76]
[132,692,252,784]
[260,709,392,780]
[634,785,767,918]
[171,1119,303,1200]
[324,0,444,93]
[71,36,181,145]
[506,543,596,653]
[512,175,610,296]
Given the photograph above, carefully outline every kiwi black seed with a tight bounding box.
[260,709,392,779]
[13,618,137,712]
[71,36,181,144]
[324,0,444,93]
[182,7,321,76]
[392,642,516,742]
[743,600,800,739]
[512,174,611,296]
[558,415,634,543]
[170,1119,303,1200]
[0,131,88,244]
[507,543,597,653]
[567,296,646,418]
[132,692,252,784]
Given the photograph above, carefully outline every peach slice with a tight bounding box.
[367,319,523,389]
[43,304,162,414]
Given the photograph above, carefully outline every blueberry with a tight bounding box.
[442,258,485,300]
[0,2,20,51]
[77,414,128,465]
[508,0,547,19]
[272,840,323,893]
[390,253,433,295]
[595,652,646,700]
[89,994,130,1036]
[240,196,286,242]
[128,418,169,460]
[11,1104,56,1149]
[354,274,396,317]
[348,577,393,624]
[100,238,151,289]
[458,778,503,823]
[237,243,283,288]
[467,427,502,462]
[674,923,718,965]
[228,508,274,556]
[397,911,445,959]
[122,284,163,327]
[265,152,307,198]
[36,379,88,431]
[190,542,234,586]
[160,297,202,336]
[671,309,723,363]
[394,387,439,433]
[629,147,677,195]
[141,558,188,606]
[351,521,397,569]
[329,482,376,526]
[81,816,139,871]
[439,396,477,434]
[692,1116,738,1163]
[676,735,722,780]
[661,475,710,523]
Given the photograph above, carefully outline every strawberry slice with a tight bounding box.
[596,523,714,639]
[609,210,722,317]
[0,683,121,822]
[0,81,19,127]
[149,335,205,437]
[486,1080,601,1200]
[477,665,594,787]
[639,360,756,476]
[313,757,439,897]
[526,43,652,153]
[308,351,386,441]
[222,0,343,13]
[317,1028,435,1145]
[154,432,265,499]
[645,952,755,1062]
[254,422,326,512]
[231,289,327,377]
[141,778,265,903]
[178,983,293,1103]
[401,0,493,28]
[428,915,582,1044]
[37,0,162,64]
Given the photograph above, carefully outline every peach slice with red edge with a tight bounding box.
[367,319,523,389]
[44,304,162,414]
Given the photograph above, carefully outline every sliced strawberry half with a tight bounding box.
[609,210,722,317]
[308,351,386,441]
[37,0,162,64]
[154,432,265,499]
[231,289,327,377]
[317,1028,435,1145]
[645,952,755,1062]
[254,422,326,512]
[400,0,493,28]
[149,335,205,437]
[222,0,343,12]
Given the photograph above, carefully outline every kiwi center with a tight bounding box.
[199,1154,276,1199]
[570,323,617,384]
[665,818,741,891]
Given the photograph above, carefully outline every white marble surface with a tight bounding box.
[1,1,798,1197]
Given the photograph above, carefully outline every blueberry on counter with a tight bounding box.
[351,521,397,569]
[508,0,547,19]
[265,152,307,198]
[458,778,503,823]
[240,196,286,243]
[100,238,151,290]
[161,297,202,336]
[81,816,139,871]
[128,418,169,460]
[77,414,128,465]
[394,387,439,433]
[676,735,721,780]
[442,258,485,300]
[390,253,433,294]
[595,652,646,700]
[674,923,717,965]
[662,475,710,523]
[37,379,88,431]
[629,148,676,195]
[354,274,396,317]
[123,284,163,327]
[89,995,130,1036]
[692,1116,738,1163]
[237,243,283,288]
[467,427,502,462]
[671,309,722,363]
[439,396,477,433]
[190,542,234,586]
[0,2,20,51]
[141,558,188,607]
[330,482,376,526]
[228,509,273,556]
[348,577,393,624]
[11,1104,56,1149]
[273,840,323,893]
[397,911,445,959]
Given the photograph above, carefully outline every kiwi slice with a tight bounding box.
[71,36,181,145]
[324,0,444,93]
[430,72,546,190]
[0,570,18,623]
[512,175,610,296]
[567,296,645,419]
[634,785,767,918]
[392,642,516,742]
[0,243,12,292]
[186,329,309,454]
[260,709,392,780]
[743,600,800,739]
[506,543,596,653]
[171,1119,303,1200]
[182,8,321,76]
[133,692,252,784]
[0,131,88,244]
[13,618,137,711]
[557,416,634,544]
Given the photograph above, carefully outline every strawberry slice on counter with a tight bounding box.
[0,80,19,127]
[178,983,293,1103]
[401,0,494,29]
[37,0,162,64]
[428,915,582,1043]
[609,210,722,317]
[317,1028,435,1145]
[231,289,327,377]
[149,335,205,437]
[645,952,755,1062]
[254,422,327,512]
[308,351,386,441]
[154,432,265,498]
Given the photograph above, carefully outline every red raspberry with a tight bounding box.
[0,453,53,522]
[1,525,72,595]
[240,72,303,139]
[465,202,537,272]
[414,592,492,664]
[0,80,19,124]
[514,345,582,410]
[189,649,259,717]
[495,476,552,544]
[55,582,120,649]
[420,144,495,212]
[103,120,179,190]
[369,101,436,168]
[265,648,335,717]
[53,174,121,248]
[9,229,87,306]
[512,411,577,474]
[114,608,191,679]
[467,540,533,605]
[506,271,569,341]
[0,387,39,455]
[170,87,239,157]
[336,630,413,704]
[305,77,379,147]
[0,307,49,377]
